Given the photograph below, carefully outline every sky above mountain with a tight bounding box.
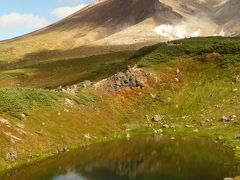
[0,0,94,40]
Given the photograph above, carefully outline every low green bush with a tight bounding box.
[0,88,58,119]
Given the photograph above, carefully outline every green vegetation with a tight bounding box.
[135,37,240,67]
[0,88,58,119]
[0,37,240,176]
[0,51,134,88]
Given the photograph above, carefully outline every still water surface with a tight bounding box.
[2,136,240,180]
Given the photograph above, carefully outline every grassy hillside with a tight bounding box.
[0,51,135,88]
[0,37,240,176]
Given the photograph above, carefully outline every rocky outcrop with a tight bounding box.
[93,64,160,92]
[109,65,144,92]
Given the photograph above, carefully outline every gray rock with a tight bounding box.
[224,178,233,180]
[150,93,157,99]
[57,146,69,154]
[121,78,129,86]
[162,124,170,129]
[153,128,163,134]
[217,136,224,141]
[83,80,92,88]
[6,151,17,162]
[170,124,175,129]
[145,115,149,120]
[107,65,147,92]
[151,115,163,122]
[64,98,74,107]
[233,88,238,92]
[126,133,131,140]
[176,68,180,74]
[220,116,230,123]
[193,129,199,133]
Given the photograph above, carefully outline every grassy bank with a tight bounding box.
[0,37,240,175]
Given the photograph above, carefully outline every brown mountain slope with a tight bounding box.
[0,0,239,62]
[0,0,181,62]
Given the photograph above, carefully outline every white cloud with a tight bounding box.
[51,3,88,19]
[0,13,50,32]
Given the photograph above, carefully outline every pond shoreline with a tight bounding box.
[1,128,239,179]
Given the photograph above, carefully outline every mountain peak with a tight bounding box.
[0,0,239,62]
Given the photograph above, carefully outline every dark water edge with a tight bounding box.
[1,136,240,180]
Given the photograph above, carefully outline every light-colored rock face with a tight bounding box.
[96,0,105,3]
[196,0,228,6]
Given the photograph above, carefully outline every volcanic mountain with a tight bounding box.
[0,0,239,61]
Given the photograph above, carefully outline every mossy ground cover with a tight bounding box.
[0,37,240,175]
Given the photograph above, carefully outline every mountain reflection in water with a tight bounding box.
[2,136,240,180]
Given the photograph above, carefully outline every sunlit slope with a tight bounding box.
[0,0,181,62]
[0,37,240,175]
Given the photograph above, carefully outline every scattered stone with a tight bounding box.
[82,80,92,88]
[83,133,91,139]
[6,151,17,162]
[151,115,163,122]
[175,78,179,82]
[153,128,163,134]
[217,136,224,141]
[64,109,69,113]
[60,85,77,95]
[233,88,238,92]
[0,118,11,127]
[193,129,199,133]
[64,98,74,107]
[205,119,211,122]
[167,97,171,102]
[21,114,26,120]
[57,112,61,116]
[219,116,230,123]
[170,124,175,129]
[150,93,157,99]
[145,115,149,120]
[57,146,69,154]
[57,86,62,91]
[162,124,170,129]
[176,68,180,74]
[185,125,193,128]
[171,137,176,140]
[126,133,131,140]
[236,76,240,82]
[62,146,69,153]
[224,178,233,180]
